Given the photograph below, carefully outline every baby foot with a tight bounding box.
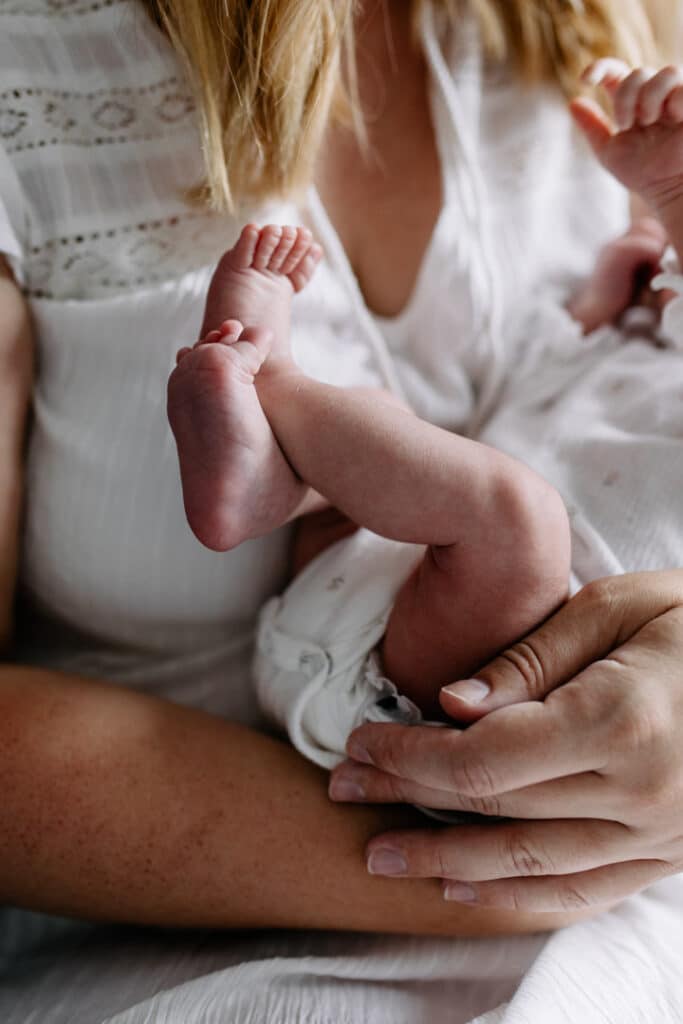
[167,319,306,551]
[168,224,322,550]
[200,223,323,367]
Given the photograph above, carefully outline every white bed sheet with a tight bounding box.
[2,875,682,1023]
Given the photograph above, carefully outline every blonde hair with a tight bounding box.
[141,0,671,211]
[465,0,660,92]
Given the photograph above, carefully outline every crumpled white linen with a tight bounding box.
[2,876,682,1022]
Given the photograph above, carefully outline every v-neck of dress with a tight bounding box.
[304,6,503,410]
[308,13,460,332]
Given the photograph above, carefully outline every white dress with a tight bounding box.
[3,3,683,1023]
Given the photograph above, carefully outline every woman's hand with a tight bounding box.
[329,571,683,912]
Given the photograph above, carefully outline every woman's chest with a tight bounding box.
[315,12,442,318]
[316,136,441,318]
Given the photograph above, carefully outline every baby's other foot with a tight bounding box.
[200,224,323,366]
[168,320,306,551]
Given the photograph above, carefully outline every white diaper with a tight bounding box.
[254,528,425,768]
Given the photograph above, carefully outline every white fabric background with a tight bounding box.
[3,878,683,1022]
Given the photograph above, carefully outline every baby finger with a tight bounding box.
[664,83,683,123]
[582,58,631,90]
[637,66,683,126]
[613,68,655,130]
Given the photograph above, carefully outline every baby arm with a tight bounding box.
[566,216,668,334]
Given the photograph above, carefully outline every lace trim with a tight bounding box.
[0,79,195,153]
[24,212,232,299]
[0,0,125,16]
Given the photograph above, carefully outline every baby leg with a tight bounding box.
[167,226,322,551]
[258,371,570,718]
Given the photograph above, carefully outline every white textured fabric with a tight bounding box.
[481,296,683,586]
[652,247,683,343]
[0,0,239,299]
[3,878,683,1023]
[2,3,673,1024]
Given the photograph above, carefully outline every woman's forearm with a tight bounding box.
[0,663,578,935]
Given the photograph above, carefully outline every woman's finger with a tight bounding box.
[347,679,610,796]
[441,859,672,912]
[330,761,622,820]
[364,818,635,881]
[439,572,683,721]
[636,65,683,126]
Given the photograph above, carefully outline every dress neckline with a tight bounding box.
[308,8,458,329]
[305,4,504,409]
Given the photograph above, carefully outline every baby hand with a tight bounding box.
[571,60,683,221]
[567,216,668,334]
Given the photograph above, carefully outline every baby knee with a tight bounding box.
[495,469,571,606]
[433,467,570,607]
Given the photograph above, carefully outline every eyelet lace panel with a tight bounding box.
[0,0,249,299]
[0,79,196,155]
[26,213,236,299]
[0,1,125,17]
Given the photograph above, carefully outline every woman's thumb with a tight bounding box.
[437,581,618,722]
[440,574,683,723]
[438,650,551,723]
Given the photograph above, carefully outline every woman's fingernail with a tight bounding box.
[367,848,408,876]
[328,775,366,802]
[441,679,490,705]
[346,739,373,765]
[443,881,479,904]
